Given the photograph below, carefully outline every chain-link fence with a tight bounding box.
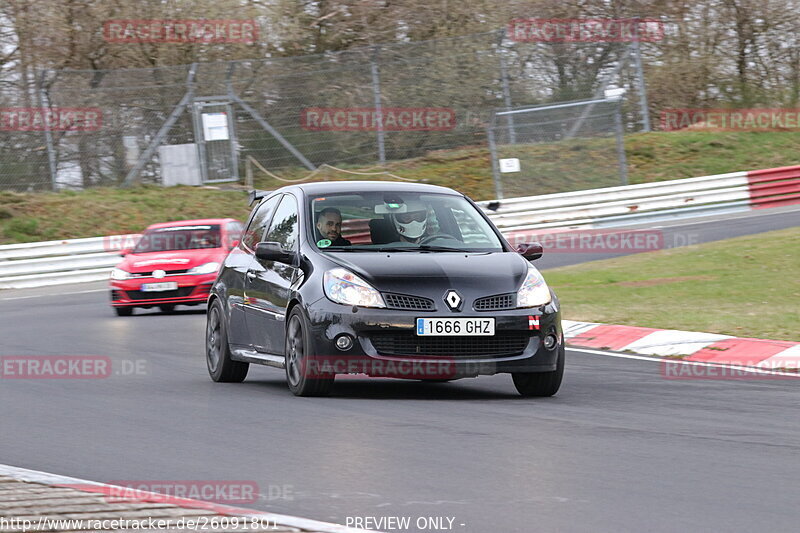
[487,95,629,199]
[0,29,648,196]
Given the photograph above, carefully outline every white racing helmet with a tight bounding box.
[391,199,428,239]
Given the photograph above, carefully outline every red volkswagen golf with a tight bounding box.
[110,219,243,316]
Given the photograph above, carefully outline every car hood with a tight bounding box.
[324,251,531,296]
[118,249,225,273]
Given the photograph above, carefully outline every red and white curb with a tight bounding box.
[563,320,799,370]
[0,464,374,533]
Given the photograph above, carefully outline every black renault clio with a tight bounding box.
[205,181,563,397]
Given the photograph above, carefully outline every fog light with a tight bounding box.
[543,334,558,350]
[335,334,354,351]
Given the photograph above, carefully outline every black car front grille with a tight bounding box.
[474,293,516,311]
[370,332,530,357]
[123,287,195,300]
[383,293,436,311]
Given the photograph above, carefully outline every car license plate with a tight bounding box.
[140,282,178,292]
[416,317,495,336]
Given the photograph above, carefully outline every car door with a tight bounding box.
[228,195,281,348]
[244,194,300,354]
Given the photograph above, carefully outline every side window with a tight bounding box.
[265,195,299,251]
[242,195,280,250]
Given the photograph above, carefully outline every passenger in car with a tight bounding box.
[315,207,352,246]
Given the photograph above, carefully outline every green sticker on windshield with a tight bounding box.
[387,203,401,209]
[317,238,332,248]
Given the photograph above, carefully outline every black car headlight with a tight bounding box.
[323,268,386,308]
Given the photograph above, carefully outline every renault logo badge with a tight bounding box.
[444,290,463,312]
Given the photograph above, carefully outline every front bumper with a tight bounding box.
[110,274,215,308]
[302,297,562,378]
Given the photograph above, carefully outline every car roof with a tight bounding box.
[277,180,464,197]
[145,218,238,230]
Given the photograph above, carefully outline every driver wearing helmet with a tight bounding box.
[391,200,429,244]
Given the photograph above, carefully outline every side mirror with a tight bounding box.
[119,248,131,257]
[517,242,543,261]
[255,242,293,264]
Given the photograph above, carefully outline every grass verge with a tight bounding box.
[544,228,800,341]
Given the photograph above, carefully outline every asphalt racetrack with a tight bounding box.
[2,206,799,533]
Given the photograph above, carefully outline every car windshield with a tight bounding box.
[309,192,504,252]
[133,224,222,253]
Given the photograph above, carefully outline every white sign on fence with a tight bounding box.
[499,158,521,173]
[201,112,230,141]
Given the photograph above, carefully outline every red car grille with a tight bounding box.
[122,287,196,300]
[130,269,190,277]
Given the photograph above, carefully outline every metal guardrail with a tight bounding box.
[1,165,798,290]
[478,171,752,230]
[0,235,139,289]
[747,165,800,209]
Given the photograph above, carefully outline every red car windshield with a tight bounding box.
[133,225,222,253]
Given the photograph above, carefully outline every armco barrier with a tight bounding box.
[0,235,139,289]
[747,165,800,209]
[478,171,752,231]
[0,165,798,290]
[479,165,800,231]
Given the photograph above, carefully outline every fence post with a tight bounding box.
[370,47,386,165]
[614,99,628,186]
[631,22,651,132]
[36,69,58,190]
[498,30,516,144]
[487,121,504,199]
[225,63,241,181]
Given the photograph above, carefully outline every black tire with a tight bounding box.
[512,343,564,397]
[114,307,133,316]
[285,307,334,397]
[206,299,249,383]
[159,304,176,314]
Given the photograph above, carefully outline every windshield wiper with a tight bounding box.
[323,246,419,252]
[416,245,470,252]
[324,245,490,253]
